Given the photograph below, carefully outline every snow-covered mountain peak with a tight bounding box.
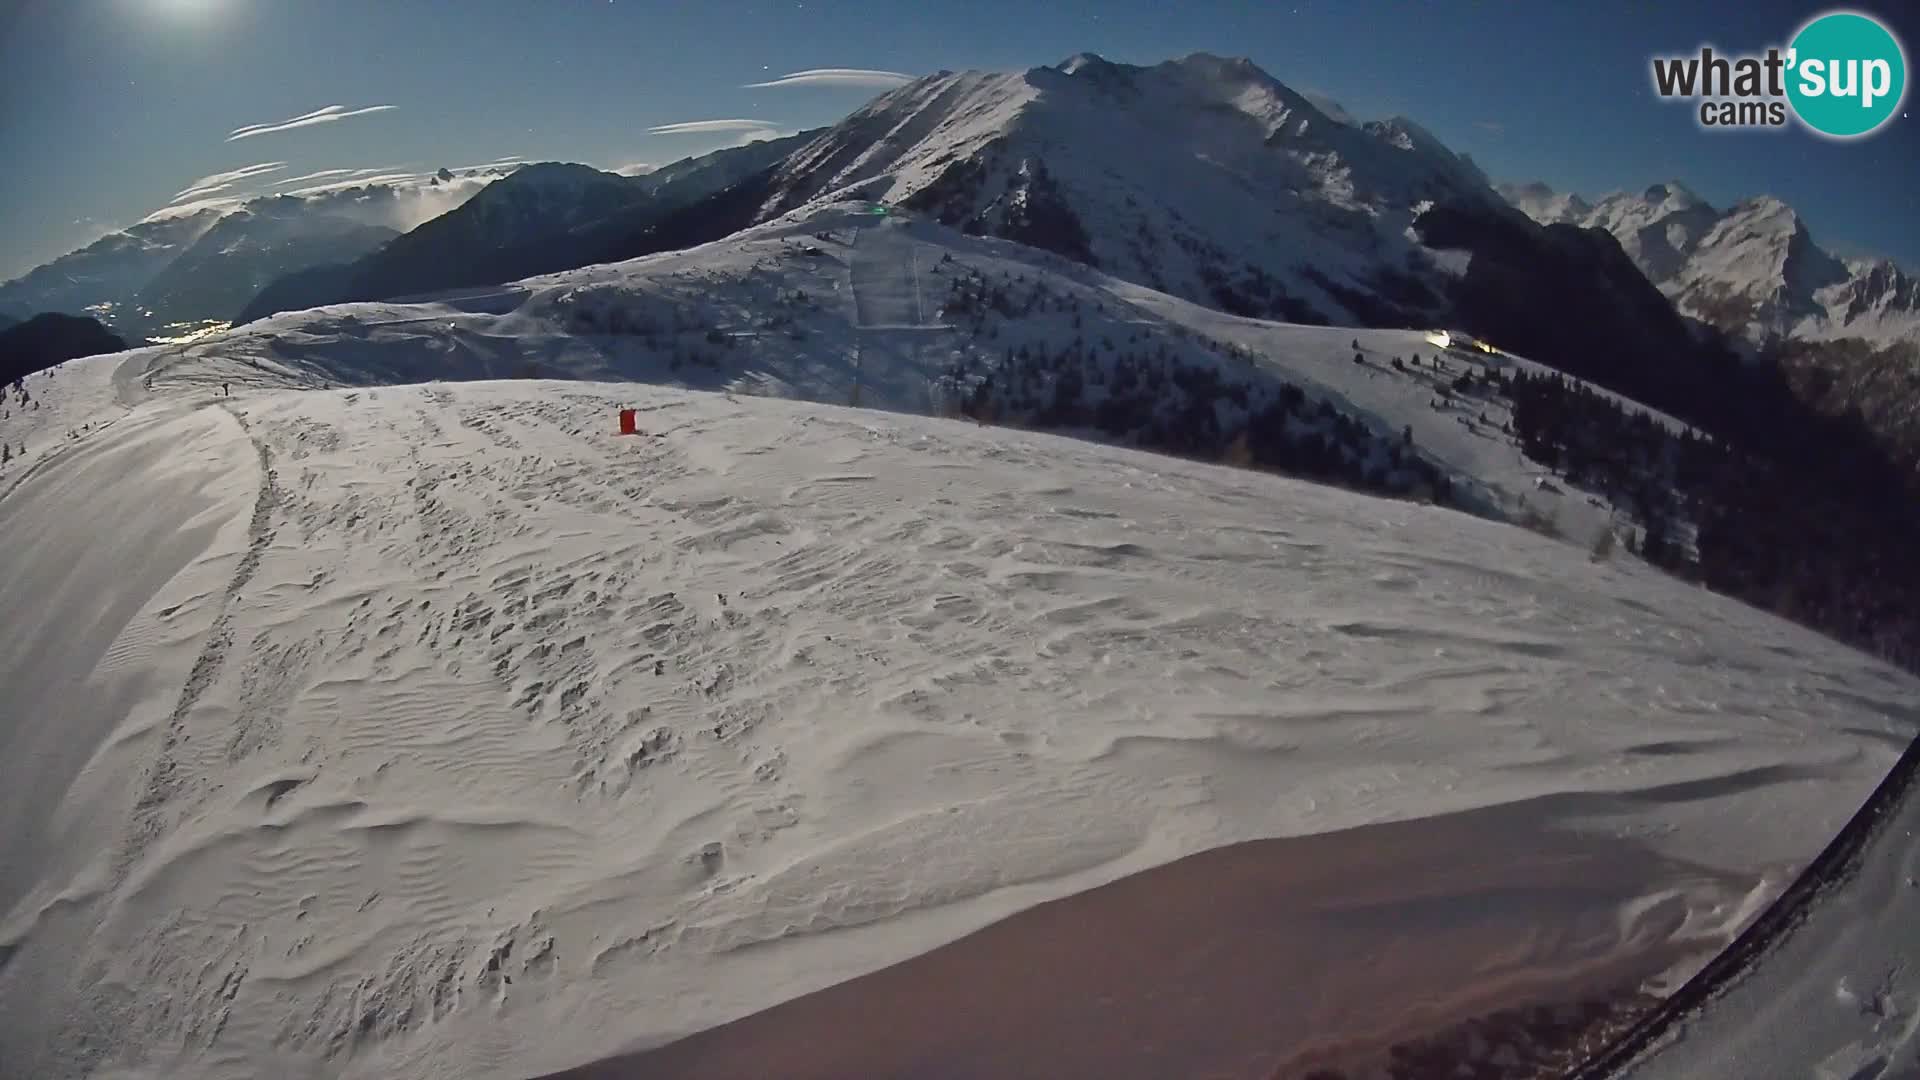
[756,53,1524,328]
[1301,91,1359,126]
[1368,115,1441,153]
[1361,115,1493,190]
[1723,193,1801,230]
[1167,50,1263,76]
[1495,181,1593,225]
[1664,194,1847,340]
[455,162,637,220]
[488,160,632,193]
[137,200,243,227]
[1829,256,1920,326]
[1693,196,1845,287]
[1641,180,1708,211]
[420,162,643,249]
[1154,51,1310,106]
[1056,50,1118,75]
[1499,177,1920,348]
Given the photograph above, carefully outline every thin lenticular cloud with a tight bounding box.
[228,104,343,136]
[172,161,286,200]
[647,119,781,136]
[170,184,234,203]
[273,168,359,187]
[743,67,914,89]
[141,196,248,223]
[227,104,397,142]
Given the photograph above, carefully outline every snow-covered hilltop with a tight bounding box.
[1,339,1915,1079]
[1499,180,1920,350]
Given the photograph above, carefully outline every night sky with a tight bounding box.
[2,0,1915,280]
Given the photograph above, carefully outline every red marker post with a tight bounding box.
[618,408,637,436]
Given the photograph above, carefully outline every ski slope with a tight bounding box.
[846,218,955,411]
[2,357,1917,1079]
[104,203,1683,549]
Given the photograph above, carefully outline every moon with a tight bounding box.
[142,0,226,18]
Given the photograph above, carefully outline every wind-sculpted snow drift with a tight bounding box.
[0,333,1916,1079]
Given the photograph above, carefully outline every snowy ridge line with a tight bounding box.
[1572,730,1920,1079]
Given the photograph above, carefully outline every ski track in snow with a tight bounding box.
[0,368,1916,1080]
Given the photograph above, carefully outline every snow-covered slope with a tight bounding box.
[1500,180,1920,350]
[627,132,819,208]
[2,343,1916,1079]
[139,202,1686,543]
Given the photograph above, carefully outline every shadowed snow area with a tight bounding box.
[547,803,1756,1080]
[0,405,257,914]
[1617,749,1920,1080]
[0,363,1915,1080]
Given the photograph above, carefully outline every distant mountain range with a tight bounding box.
[10,51,1917,485]
[0,169,513,340]
[234,133,813,323]
[1498,179,1920,481]
[1498,180,1920,350]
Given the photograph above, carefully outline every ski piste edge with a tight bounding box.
[1569,729,1920,1078]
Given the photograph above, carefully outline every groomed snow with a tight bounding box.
[2,354,1917,1078]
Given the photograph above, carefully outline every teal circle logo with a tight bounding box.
[1786,10,1907,138]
